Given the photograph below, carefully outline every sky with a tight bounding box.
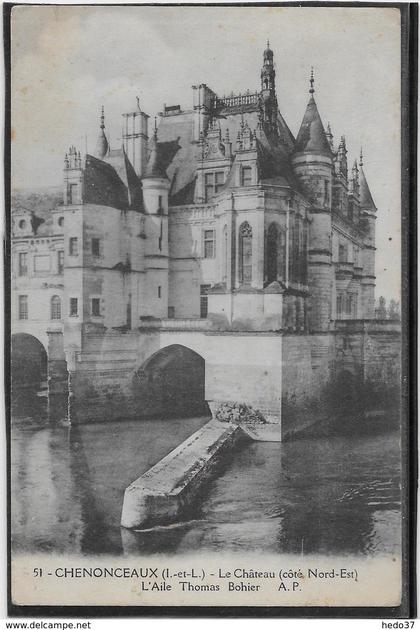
[10,5,401,300]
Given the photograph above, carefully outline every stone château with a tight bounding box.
[11,44,400,436]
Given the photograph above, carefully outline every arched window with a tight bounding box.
[266,222,278,284]
[50,295,61,320]
[239,221,252,286]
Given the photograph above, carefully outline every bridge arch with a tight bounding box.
[11,333,48,395]
[133,344,208,419]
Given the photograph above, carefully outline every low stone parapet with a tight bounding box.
[121,420,243,529]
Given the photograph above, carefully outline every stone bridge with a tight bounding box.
[14,317,401,439]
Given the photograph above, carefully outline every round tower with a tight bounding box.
[358,149,377,318]
[291,70,333,332]
[142,121,171,318]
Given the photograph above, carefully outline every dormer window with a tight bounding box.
[68,183,78,205]
[19,220,26,230]
[241,165,252,186]
[204,171,224,202]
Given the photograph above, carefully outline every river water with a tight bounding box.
[11,400,401,557]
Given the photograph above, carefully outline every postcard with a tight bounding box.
[7,3,414,616]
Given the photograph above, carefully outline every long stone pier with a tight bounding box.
[121,420,243,529]
[121,416,285,529]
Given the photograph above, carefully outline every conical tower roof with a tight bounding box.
[94,106,109,160]
[294,70,332,157]
[143,122,168,180]
[359,154,376,210]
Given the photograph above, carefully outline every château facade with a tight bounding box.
[12,45,396,434]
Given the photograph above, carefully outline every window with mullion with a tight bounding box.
[18,295,28,320]
[214,171,225,194]
[204,173,214,203]
[203,229,215,259]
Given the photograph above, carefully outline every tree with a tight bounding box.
[376,296,387,319]
[388,299,401,320]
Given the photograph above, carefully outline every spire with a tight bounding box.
[263,39,273,64]
[94,105,109,160]
[260,42,277,132]
[294,77,332,156]
[336,135,348,177]
[359,147,363,168]
[261,41,275,93]
[309,67,315,95]
[358,152,376,210]
[142,121,168,180]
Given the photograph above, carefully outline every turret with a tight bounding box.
[122,97,149,178]
[261,40,275,95]
[63,146,83,205]
[349,159,359,197]
[332,135,348,217]
[358,149,377,317]
[142,121,170,318]
[94,106,109,160]
[336,135,348,178]
[292,69,333,332]
[346,156,361,224]
[259,42,278,133]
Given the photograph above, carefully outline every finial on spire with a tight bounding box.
[100,105,105,130]
[136,96,141,111]
[153,116,158,139]
[309,67,315,95]
[359,147,363,167]
[267,39,270,48]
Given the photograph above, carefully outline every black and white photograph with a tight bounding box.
[7,3,413,613]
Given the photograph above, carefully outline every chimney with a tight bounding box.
[122,97,149,177]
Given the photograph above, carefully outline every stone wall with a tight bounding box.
[64,321,400,433]
[67,330,158,424]
[334,320,401,414]
[281,333,334,437]
[66,328,284,426]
